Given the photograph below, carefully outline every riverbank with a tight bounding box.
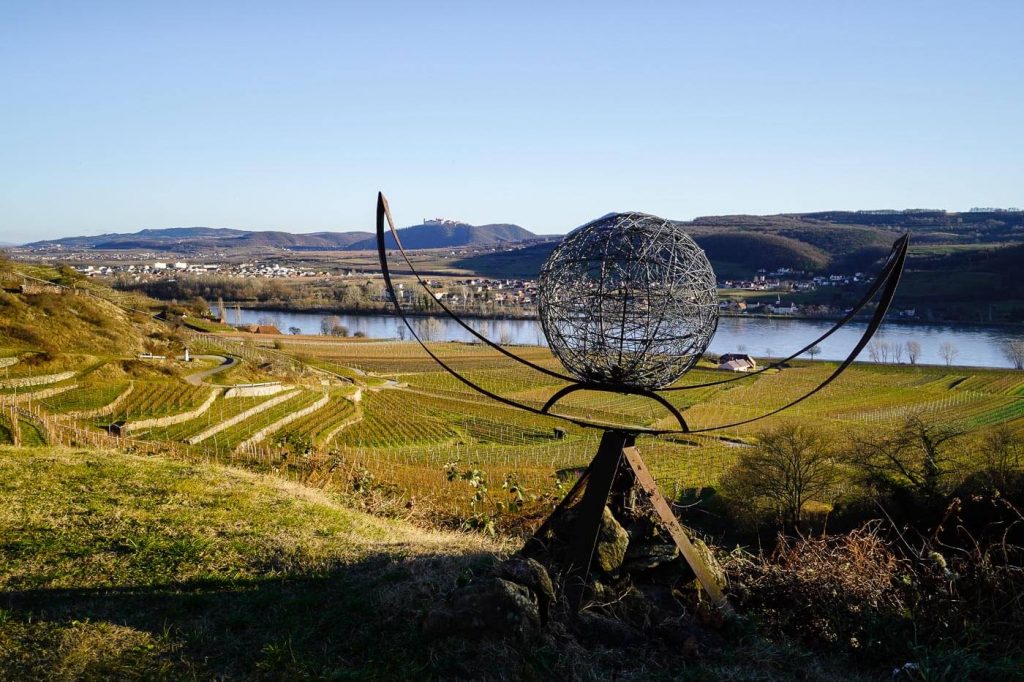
[209,306,1022,369]
[212,300,1024,330]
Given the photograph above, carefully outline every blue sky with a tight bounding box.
[1,1,1021,242]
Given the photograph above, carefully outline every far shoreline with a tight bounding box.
[211,300,1024,331]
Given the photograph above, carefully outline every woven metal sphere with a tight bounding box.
[538,212,719,390]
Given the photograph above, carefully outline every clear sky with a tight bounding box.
[1,1,1022,242]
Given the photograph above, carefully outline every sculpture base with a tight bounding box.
[526,430,731,614]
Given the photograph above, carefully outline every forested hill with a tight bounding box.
[22,221,536,253]
[458,210,1024,280]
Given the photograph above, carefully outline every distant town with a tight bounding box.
[59,257,917,321]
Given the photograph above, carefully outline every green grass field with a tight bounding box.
[0,447,500,680]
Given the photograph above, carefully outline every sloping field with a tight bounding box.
[0,447,499,679]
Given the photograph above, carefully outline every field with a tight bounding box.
[0,446,502,680]
[3,261,1024,681]
[9,329,1015,516]
[9,330,1024,519]
[218,337,1024,517]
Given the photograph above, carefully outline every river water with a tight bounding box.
[212,306,1022,369]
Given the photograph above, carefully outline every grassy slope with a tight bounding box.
[0,447,888,682]
[0,447,501,680]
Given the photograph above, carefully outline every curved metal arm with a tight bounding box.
[541,382,690,432]
[377,193,576,383]
[687,231,908,433]
[657,233,909,391]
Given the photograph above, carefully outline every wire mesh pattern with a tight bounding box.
[538,212,719,390]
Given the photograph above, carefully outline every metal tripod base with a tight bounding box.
[531,431,732,614]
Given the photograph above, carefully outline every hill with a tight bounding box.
[23,221,537,253]
[344,220,535,251]
[0,446,499,680]
[455,231,837,280]
[0,266,172,354]
[457,210,1024,279]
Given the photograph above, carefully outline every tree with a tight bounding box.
[720,424,842,530]
[395,325,407,341]
[420,317,442,342]
[878,342,891,364]
[905,340,921,365]
[938,341,958,367]
[978,424,1024,490]
[321,315,342,336]
[288,326,302,335]
[891,341,904,364]
[850,415,963,502]
[807,345,821,360]
[1002,339,1024,370]
[867,341,880,363]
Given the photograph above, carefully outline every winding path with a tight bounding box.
[185,355,239,386]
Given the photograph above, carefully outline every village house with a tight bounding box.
[718,353,757,372]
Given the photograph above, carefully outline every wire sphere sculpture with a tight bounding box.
[538,212,719,391]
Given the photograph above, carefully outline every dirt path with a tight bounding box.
[185,355,238,385]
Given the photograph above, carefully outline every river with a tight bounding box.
[212,306,1022,369]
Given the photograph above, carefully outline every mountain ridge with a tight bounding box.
[22,220,539,252]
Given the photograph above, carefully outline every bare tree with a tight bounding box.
[850,415,963,501]
[905,340,921,365]
[891,341,904,364]
[978,424,1024,490]
[499,322,513,346]
[878,341,891,364]
[1002,339,1024,370]
[938,341,959,367]
[720,424,842,530]
[420,317,442,342]
[395,325,407,341]
[867,340,881,363]
[807,344,822,360]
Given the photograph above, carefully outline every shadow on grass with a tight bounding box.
[2,550,499,680]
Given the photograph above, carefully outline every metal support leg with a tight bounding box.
[564,430,633,612]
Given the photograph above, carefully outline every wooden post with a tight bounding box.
[622,446,731,613]
[8,407,20,447]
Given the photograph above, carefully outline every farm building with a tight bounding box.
[718,353,757,372]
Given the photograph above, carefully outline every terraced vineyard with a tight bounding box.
[39,381,130,413]
[281,391,358,445]
[332,389,464,448]
[100,381,212,424]
[7,334,1023,518]
[269,340,1024,509]
[215,389,327,451]
[140,393,280,443]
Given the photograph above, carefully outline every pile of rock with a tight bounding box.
[423,482,727,650]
